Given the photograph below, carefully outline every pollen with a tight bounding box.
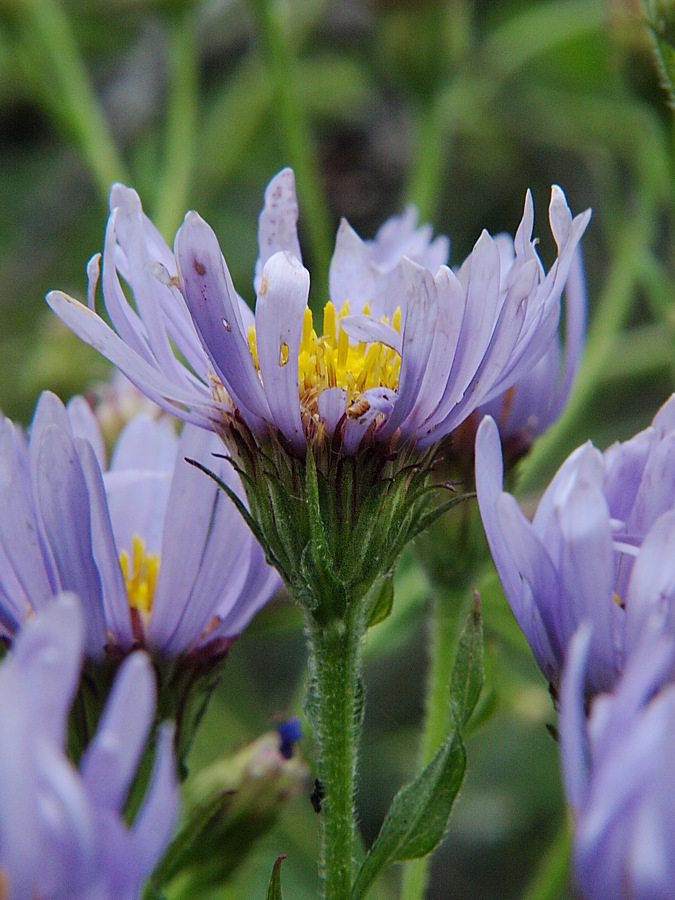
[119,534,160,619]
[246,301,402,420]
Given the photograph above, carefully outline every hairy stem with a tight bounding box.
[305,602,366,898]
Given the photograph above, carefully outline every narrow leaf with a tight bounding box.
[449,593,484,730]
[351,731,466,899]
[266,855,286,900]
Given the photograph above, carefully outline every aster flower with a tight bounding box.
[46,167,589,458]
[560,624,675,899]
[0,390,279,658]
[0,594,178,899]
[475,394,675,696]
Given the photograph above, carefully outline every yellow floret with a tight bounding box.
[119,534,160,618]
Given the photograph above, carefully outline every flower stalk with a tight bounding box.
[304,598,369,898]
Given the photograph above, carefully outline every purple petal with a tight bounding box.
[46,290,218,427]
[76,440,134,648]
[624,510,675,654]
[406,265,465,430]
[109,185,183,378]
[328,218,375,314]
[35,426,108,657]
[340,314,402,353]
[556,468,617,692]
[475,417,524,606]
[496,492,562,673]
[255,251,308,453]
[148,426,230,651]
[12,594,85,745]
[0,419,56,613]
[379,259,438,440]
[559,623,592,813]
[109,415,177,473]
[548,245,587,422]
[131,722,179,873]
[80,652,155,811]
[66,396,107,472]
[255,168,302,293]
[341,387,396,454]
[317,387,348,435]
[175,211,271,421]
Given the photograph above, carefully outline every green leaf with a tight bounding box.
[449,595,484,730]
[366,575,395,628]
[351,730,466,899]
[266,855,286,900]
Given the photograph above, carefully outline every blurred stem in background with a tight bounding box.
[247,0,333,308]
[400,506,486,900]
[521,817,573,900]
[1,0,128,203]
[407,0,607,221]
[153,6,199,240]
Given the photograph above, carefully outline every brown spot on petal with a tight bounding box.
[221,317,231,332]
[193,259,206,276]
[259,273,269,296]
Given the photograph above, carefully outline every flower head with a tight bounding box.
[560,625,675,899]
[47,168,590,459]
[475,395,675,695]
[0,594,178,899]
[0,391,280,659]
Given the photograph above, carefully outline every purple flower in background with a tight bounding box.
[476,242,587,463]
[475,395,675,695]
[0,391,280,659]
[47,167,590,458]
[0,594,178,899]
[560,625,675,899]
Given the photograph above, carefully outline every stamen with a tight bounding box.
[119,534,160,619]
[247,299,402,422]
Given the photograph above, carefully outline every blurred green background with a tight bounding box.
[0,0,673,896]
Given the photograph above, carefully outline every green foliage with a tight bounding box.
[353,602,483,898]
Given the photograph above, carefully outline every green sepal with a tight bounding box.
[406,490,476,544]
[366,575,395,628]
[351,729,466,899]
[184,457,270,559]
[266,856,286,899]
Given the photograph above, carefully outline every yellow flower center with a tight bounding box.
[247,301,402,418]
[119,534,160,619]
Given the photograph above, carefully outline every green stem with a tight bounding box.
[407,97,452,223]
[247,0,333,306]
[304,603,366,898]
[153,10,198,240]
[399,580,466,900]
[7,0,128,202]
